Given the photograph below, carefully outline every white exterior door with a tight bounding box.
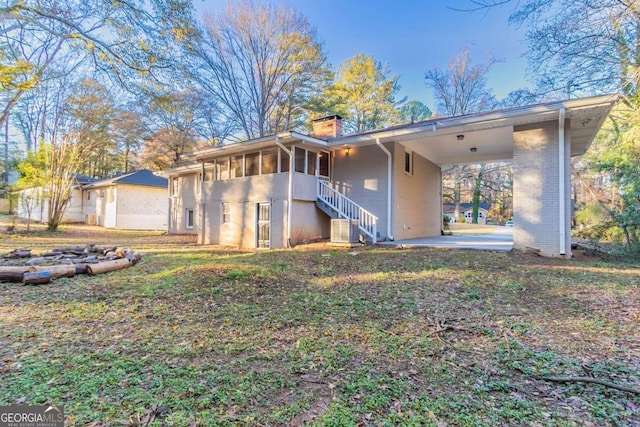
[105,187,117,228]
[257,202,270,249]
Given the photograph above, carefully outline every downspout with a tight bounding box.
[198,161,206,245]
[275,137,293,248]
[375,138,394,240]
[559,107,566,256]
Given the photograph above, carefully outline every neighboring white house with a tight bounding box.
[443,203,490,225]
[82,170,168,230]
[15,174,96,224]
[15,170,168,231]
[165,95,616,258]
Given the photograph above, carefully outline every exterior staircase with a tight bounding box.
[316,179,377,244]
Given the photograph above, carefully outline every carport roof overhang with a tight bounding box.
[331,94,618,166]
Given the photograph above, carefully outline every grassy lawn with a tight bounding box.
[0,218,638,426]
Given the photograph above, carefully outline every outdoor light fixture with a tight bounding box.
[345,146,350,156]
[457,134,465,141]
[470,147,477,153]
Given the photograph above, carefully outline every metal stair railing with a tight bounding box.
[317,179,377,243]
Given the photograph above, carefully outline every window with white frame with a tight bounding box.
[185,208,194,229]
[319,151,330,177]
[171,177,179,195]
[405,148,413,175]
[222,203,231,224]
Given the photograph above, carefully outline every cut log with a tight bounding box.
[0,271,29,282]
[75,263,89,275]
[23,271,51,285]
[86,259,130,275]
[41,251,63,258]
[52,246,86,256]
[125,251,141,265]
[5,249,32,259]
[0,266,37,283]
[35,264,76,279]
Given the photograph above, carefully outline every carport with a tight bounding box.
[336,94,617,258]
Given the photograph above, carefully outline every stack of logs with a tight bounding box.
[0,244,142,285]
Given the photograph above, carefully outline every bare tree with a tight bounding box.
[111,107,146,173]
[0,0,192,128]
[185,1,331,141]
[425,45,498,116]
[462,0,639,98]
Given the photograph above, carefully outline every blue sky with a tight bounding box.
[195,1,532,110]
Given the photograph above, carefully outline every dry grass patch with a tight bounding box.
[0,219,638,426]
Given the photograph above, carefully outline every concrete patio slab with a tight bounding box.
[378,227,513,251]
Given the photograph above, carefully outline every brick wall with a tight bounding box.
[513,119,572,258]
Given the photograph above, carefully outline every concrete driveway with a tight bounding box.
[379,225,513,251]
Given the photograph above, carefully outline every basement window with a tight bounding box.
[222,203,231,224]
[185,208,194,229]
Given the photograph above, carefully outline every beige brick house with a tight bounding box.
[81,170,168,230]
[166,94,616,258]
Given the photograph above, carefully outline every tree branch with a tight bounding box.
[537,376,640,395]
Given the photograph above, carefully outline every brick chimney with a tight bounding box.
[312,115,342,138]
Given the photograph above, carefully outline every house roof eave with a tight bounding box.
[332,94,618,147]
[188,131,329,162]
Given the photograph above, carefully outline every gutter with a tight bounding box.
[198,161,205,245]
[333,94,618,146]
[275,136,293,248]
[288,131,329,147]
[559,107,566,256]
[375,138,394,241]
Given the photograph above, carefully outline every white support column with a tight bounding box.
[375,138,394,241]
[558,108,566,255]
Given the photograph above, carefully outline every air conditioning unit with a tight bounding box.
[85,214,96,225]
[331,219,359,243]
